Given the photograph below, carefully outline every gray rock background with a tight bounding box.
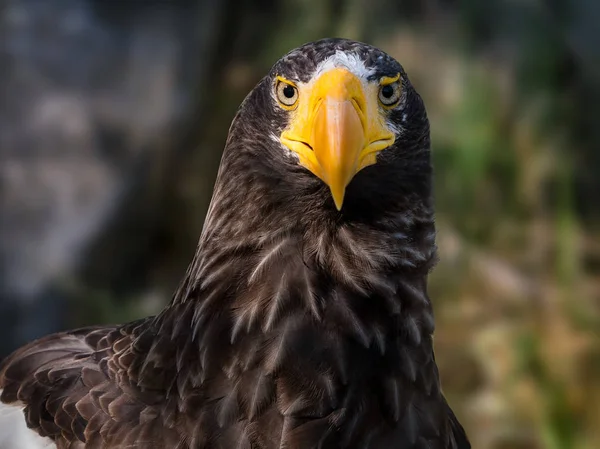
[0,0,281,355]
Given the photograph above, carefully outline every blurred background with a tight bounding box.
[1,0,599,448]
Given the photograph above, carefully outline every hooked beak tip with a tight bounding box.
[329,185,346,211]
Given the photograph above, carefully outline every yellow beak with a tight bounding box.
[281,68,395,210]
[311,94,364,209]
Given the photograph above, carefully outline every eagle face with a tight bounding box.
[275,51,401,210]
[220,38,431,221]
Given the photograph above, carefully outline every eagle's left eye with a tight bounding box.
[378,82,401,108]
[276,79,299,109]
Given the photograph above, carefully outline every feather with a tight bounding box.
[217,383,240,428]
[283,416,333,449]
[248,238,290,284]
[263,316,302,374]
[244,372,274,420]
[263,272,290,332]
[382,377,402,422]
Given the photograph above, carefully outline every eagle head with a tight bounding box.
[214,38,431,224]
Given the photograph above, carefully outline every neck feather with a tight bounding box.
[141,186,440,425]
[163,185,438,345]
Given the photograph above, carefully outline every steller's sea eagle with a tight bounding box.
[0,38,470,449]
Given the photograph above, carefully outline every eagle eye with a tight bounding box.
[378,76,402,108]
[275,78,299,109]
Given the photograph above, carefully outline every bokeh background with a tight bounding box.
[1,1,599,448]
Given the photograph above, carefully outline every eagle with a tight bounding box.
[0,39,470,449]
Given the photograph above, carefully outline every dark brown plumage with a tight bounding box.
[0,38,470,449]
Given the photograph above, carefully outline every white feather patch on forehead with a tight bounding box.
[311,51,375,83]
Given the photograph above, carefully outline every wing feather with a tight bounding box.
[0,320,184,448]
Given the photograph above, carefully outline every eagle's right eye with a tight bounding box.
[275,78,299,109]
